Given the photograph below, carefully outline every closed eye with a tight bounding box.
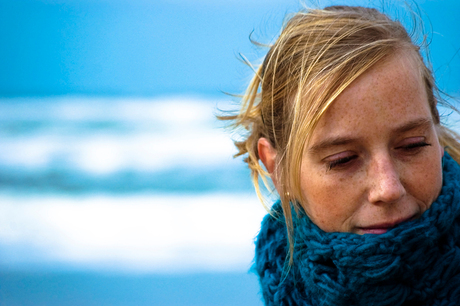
[398,141,431,151]
[327,155,358,170]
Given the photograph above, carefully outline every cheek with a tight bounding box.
[300,168,360,232]
[408,157,443,209]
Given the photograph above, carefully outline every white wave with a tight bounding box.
[0,192,269,273]
[0,96,240,173]
[0,96,227,125]
[0,130,237,173]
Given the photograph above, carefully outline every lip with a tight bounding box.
[357,215,416,235]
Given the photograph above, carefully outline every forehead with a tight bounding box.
[310,51,430,144]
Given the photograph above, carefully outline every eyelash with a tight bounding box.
[327,155,357,170]
[399,141,431,150]
[327,141,431,171]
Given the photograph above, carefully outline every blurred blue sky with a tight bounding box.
[0,0,458,97]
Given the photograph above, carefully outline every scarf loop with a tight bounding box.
[255,153,460,305]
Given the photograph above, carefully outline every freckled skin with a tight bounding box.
[301,51,444,234]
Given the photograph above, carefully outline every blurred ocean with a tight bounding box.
[0,96,266,305]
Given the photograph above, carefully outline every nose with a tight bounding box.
[367,155,406,204]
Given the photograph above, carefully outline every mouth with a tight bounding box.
[357,215,416,235]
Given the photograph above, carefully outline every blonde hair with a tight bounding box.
[220,5,460,257]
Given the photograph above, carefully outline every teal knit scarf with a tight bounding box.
[255,153,460,305]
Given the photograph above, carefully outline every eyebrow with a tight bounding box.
[308,117,434,154]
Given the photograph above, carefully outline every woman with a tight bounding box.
[221,4,460,305]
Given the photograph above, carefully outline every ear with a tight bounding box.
[258,137,277,175]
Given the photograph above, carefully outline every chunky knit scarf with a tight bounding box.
[255,153,460,305]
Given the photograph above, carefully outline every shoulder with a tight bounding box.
[254,202,289,303]
[255,201,287,270]
[254,202,313,305]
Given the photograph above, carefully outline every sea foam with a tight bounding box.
[0,192,267,273]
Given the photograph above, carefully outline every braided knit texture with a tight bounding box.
[255,153,460,306]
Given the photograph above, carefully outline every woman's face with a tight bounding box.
[301,51,444,234]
